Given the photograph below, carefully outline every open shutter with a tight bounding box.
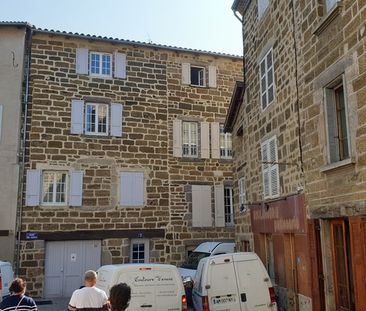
[110,103,123,137]
[214,185,225,227]
[114,52,127,79]
[325,88,338,163]
[269,137,279,197]
[200,122,210,159]
[26,170,41,206]
[71,100,84,134]
[208,65,217,88]
[173,119,182,157]
[75,48,89,74]
[182,63,191,85]
[211,122,220,159]
[120,172,144,206]
[261,142,270,198]
[0,105,3,141]
[192,185,212,227]
[69,171,83,206]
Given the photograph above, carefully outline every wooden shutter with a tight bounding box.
[69,171,83,206]
[325,88,338,163]
[214,185,225,227]
[173,119,182,157]
[0,105,3,141]
[261,142,270,198]
[75,48,89,74]
[110,103,123,137]
[208,65,217,88]
[192,185,212,227]
[114,52,127,79]
[71,100,84,134]
[120,172,144,206]
[25,170,41,206]
[200,122,210,159]
[269,137,279,196]
[182,63,191,85]
[211,122,220,159]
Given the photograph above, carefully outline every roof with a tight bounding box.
[0,21,242,60]
[224,81,245,133]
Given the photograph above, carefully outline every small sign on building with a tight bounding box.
[25,232,39,240]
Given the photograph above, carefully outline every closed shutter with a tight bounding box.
[208,65,217,88]
[192,185,212,227]
[173,119,182,157]
[75,48,89,74]
[200,122,210,159]
[69,171,83,206]
[71,100,84,134]
[110,103,123,137]
[114,52,127,79]
[26,170,41,206]
[214,185,225,227]
[182,63,191,85]
[258,0,269,17]
[261,142,270,198]
[211,122,220,159]
[0,105,3,141]
[120,172,144,206]
[325,88,338,163]
[269,137,279,197]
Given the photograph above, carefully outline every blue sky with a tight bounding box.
[1,0,243,55]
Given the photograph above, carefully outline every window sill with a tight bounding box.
[320,157,354,172]
[190,84,206,88]
[90,73,112,78]
[313,3,342,36]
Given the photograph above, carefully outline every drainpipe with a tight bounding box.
[232,8,245,87]
[15,26,32,276]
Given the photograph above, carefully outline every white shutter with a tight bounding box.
[258,0,269,18]
[114,52,127,79]
[71,100,84,134]
[211,122,220,159]
[192,185,212,227]
[173,119,182,157]
[208,65,217,88]
[261,142,270,198]
[182,63,191,85]
[75,48,89,74]
[269,137,279,197]
[214,185,225,227]
[200,122,210,159]
[110,103,123,137]
[69,171,83,206]
[26,170,41,206]
[120,172,144,206]
[0,105,3,141]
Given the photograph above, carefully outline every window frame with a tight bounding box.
[130,239,149,263]
[89,51,112,77]
[261,136,280,199]
[224,186,234,226]
[259,48,275,111]
[84,102,110,136]
[220,125,233,159]
[41,171,68,206]
[190,66,206,87]
[182,121,198,158]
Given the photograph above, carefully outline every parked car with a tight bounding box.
[96,263,187,311]
[0,261,14,302]
[191,252,277,311]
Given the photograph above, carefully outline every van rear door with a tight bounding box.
[233,254,273,310]
[206,255,241,311]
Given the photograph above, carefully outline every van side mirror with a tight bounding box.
[183,276,194,289]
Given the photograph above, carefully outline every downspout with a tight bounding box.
[233,9,245,88]
[15,26,32,276]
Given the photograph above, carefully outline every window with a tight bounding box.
[182,122,198,157]
[325,0,338,13]
[258,0,269,18]
[130,239,149,263]
[224,187,234,226]
[261,137,280,199]
[191,66,205,86]
[325,77,350,164]
[120,171,145,207]
[85,103,109,135]
[42,171,67,205]
[90,52,111,76]
[220,125,232,158]
[260,49,275,110]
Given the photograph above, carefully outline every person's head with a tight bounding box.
[109,283,131,311]
[9,278,26,295]
[84,270,97,287]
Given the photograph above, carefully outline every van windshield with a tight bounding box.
[180,252,210,269]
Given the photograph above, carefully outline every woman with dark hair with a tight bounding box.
[0,278,37,311]
[108,283,131,311]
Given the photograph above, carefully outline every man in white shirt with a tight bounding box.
[68,270,108,311]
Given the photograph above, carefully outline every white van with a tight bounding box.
[192,252,277,311]
[0,261,14,302]
[96,263,187,311]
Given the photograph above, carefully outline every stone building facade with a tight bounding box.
[16,26,242,297]
[229,0,366,310]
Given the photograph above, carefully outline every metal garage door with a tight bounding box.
[44,240,101,298]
